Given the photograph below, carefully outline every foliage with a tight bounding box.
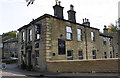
[108,24,117,33]
[2,31,17,41]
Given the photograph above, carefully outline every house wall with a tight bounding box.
[0,35,2,60]
[47,58,119,73]
[109,33,119,58]
[99,36,114,58]
[18,18,51,72]
[18,16,115,72]
[45,17,102,60]
[3,42,18,58]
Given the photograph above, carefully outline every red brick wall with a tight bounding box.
[47,58,119,73]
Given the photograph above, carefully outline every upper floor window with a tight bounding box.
[35,42,39,48]
[103,37,107,46]
[66,26,72,40]
[35,25,41,40]
[92,50,96,59]
[29,29,32,41]
[78,50,83,59]
[22,31,25,42]
[77,29,82,41]
[109,38,112,46]
[91,32,95,41]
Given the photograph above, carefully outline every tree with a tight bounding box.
[2,31,17,41]
[108,19,120,34]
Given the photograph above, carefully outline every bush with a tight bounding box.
[2,59,18,64]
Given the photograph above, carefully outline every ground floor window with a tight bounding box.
[78,50,83,59]
[67,50,73,60]
[92,50,96,59]
[58,39,66,55]
[104,52,107,58]
[110,51,112,58]
[35,50,39,66]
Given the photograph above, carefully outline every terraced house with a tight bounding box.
[18,3,115,72]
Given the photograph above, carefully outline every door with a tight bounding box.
[27,50,32,71]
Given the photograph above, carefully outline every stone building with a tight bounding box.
[3,38,18,58]
[0,35,3,60]
[102,26,119,58]
[18,3,114,72]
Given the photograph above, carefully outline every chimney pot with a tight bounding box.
[85,18,87,22]
[83,19,84,23]
[58,1,61,6]
[55,0,58,5]
[87,19,89,22]
[104,25,107,28]
[70,4,74,10]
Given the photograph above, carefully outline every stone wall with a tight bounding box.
[47,58,119,73]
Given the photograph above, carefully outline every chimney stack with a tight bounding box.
[82,18,90,26]
[103,25,108,34]
[53,0,64,19]
[67,4,76,22]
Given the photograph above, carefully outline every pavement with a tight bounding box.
[0,63,120,78]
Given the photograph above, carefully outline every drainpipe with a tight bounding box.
[84,26,88,59]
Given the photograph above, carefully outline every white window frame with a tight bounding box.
[66,26,72,40]
[29,29,32,41]
[77,29,82,41]
[22,31,25,42]
[91,32,95,41]
[35,25,40,40]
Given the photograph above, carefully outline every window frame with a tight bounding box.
[91,32,95,42]
[35,25,41,40]
[110,51,112,58]
[92,50,96,59]
[66,26,72,40]
[22,31,25,42]
[35,50,39,66]
[67,50,73,60]
[77,29,82,41]
[104,52,107,58]
[28,29,32,41]
[58,39,66,55]
[103,37,107,46]
[78,50,83,59]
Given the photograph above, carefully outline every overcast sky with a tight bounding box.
[0,0,119,34]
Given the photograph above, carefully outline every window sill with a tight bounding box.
[77,40,83,42]
[66,39,72,41]
[34,39,40,41]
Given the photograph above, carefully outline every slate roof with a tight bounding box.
[18,14,99,31]
[3,38,18,43]
[99,33,113,38]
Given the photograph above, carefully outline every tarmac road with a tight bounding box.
[0,63,120,78]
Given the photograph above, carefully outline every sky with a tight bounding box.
[0,0,119,35]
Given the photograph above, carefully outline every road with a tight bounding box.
[0,63,120,78]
